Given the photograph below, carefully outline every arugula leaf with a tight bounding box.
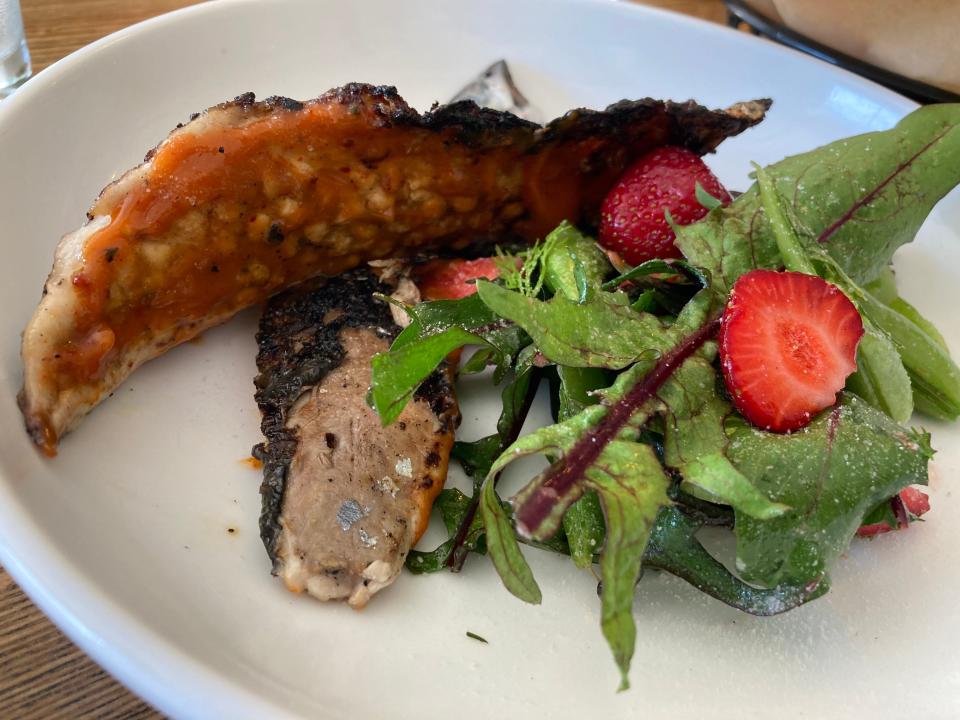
[407,365,542,572]
[402,293,529,368]
[644,506,827,615]
[602,258,707,292]
[677,105,960,295]
[454,364,540,488]
[845,328,914,423]
[446,366,541,569]
[863,270,960,418]
[555,365,610,567]
[753,163,816,275]
[887,296,949,352]
[857,295,960,420]
[673,203,774,297]
[479,478,542,604]
[658,357,789,520]
[477,280,669,370]
[541,220,613,301]
[452,435,503,486]
[406,540,457,574]
[562,491,605,568]
[772,104,960,284]
[863,265,898,305]
[406,488,481,574]
[479,315,720,689]
[695,181,725,211]
[391,293,499,348]
[370,292,528,425]
[371,327,479,426]
[631,290,656,313]
[730,394,931,589]
[556,365,608,420]
[857,270,954,418]
[588,442,670,691]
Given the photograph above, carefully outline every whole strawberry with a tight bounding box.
[599,146,731,265]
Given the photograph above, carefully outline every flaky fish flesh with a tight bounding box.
[19,83,769,453]
[254,266,459,607]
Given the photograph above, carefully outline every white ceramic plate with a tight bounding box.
[1,1,958,717]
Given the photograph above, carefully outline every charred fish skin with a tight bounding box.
[255,268,393,562]
[19,82,768,454]
[254,268,458,607]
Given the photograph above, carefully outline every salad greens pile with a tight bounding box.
[371,104,960,689]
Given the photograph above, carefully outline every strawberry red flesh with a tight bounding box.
[857,486,931,537]
[720,269,864,433]
[901,486,931,516]
[416,257,500,301]
[598,146,730,265]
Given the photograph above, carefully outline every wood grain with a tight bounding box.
[0,0,727,717]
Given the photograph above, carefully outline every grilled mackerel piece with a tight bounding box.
[20,82,769,454]
[254,267,459,608]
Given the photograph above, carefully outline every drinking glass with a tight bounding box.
[0,0,30,99]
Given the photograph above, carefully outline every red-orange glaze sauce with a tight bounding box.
[49,101,623,414]
[54,111,491,391]
[240,456,264,470]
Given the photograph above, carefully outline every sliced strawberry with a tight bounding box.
[901,485,931,516]
[598,146,731,266]
[720,269,864,433]
[856,522,889,538]
[857,486,931,537]
[416,257,500,301]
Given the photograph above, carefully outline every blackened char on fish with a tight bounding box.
[20,83,769,455]
[254,267,459,608]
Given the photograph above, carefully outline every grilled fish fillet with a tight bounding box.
[19,83,769,454]
[254,267,458,607]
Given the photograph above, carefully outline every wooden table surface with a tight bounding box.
[1,0,728,717]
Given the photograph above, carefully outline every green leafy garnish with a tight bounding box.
[659,357,788,520]
[480,477,542,604]
[731,395,931,588]
[368,104,960,691]
[477,281,667,370]
[370,292,527,424]
[371,327,480,426]
[589,442,670,690]
[695,180,725,211]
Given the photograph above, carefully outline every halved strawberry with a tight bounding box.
[720,269,864,433]
[416,257,500,301]
[598,146,731,265]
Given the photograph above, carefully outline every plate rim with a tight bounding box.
[0,0,923,717]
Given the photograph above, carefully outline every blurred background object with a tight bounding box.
[0,0,31,97]
[725,0,960,103]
